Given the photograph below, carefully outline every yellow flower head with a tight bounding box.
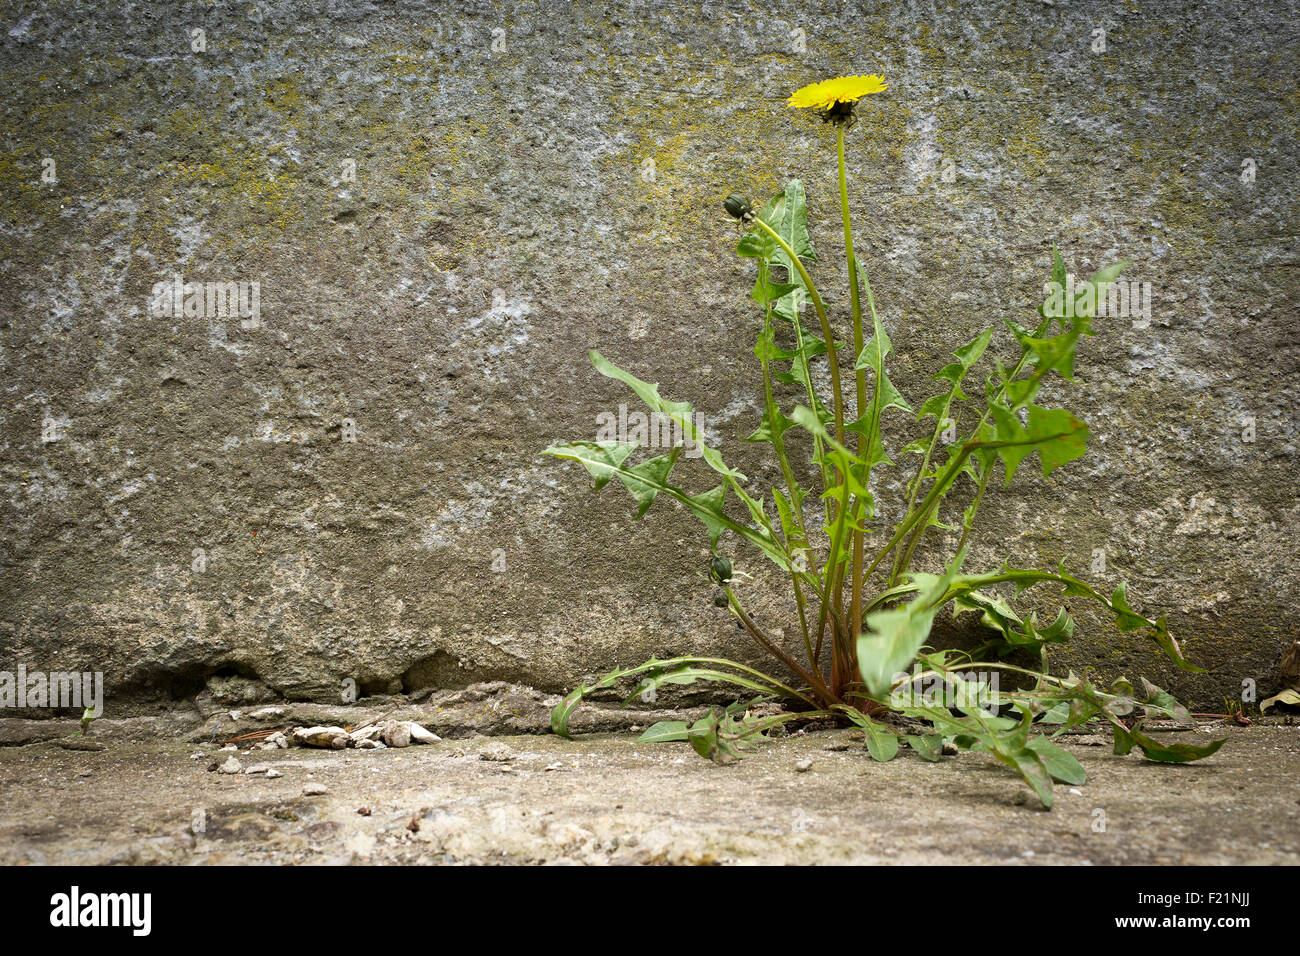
[788,75,887,110]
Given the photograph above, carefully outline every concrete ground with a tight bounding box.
[1,722,1296,865]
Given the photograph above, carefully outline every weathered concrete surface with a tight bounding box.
[0,723,1296,865]
[0,0,1296,715]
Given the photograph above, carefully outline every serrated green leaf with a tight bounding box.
[857,560,966,698]
[543,440,636,490]
[954,327,995,368]
[589,350,743,485]
[684,483,728,551]
[987,403,1088,484]
[1028,407,1089,475]
[739,182,817,330]
[931,563,1201,672]
[744,408,796,444]
[1128,722,1227,763]
[616,450,680,517]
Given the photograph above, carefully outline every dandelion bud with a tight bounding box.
[710,556,733,582]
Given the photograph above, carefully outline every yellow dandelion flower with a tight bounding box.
[788,75,888,110]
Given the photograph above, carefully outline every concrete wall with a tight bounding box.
[1,0,1296,713]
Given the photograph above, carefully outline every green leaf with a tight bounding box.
[851,374,912,420]
[765,180,816,266]
[547,656,805,739]
[739,181,817,326]
[1027,406,1089,475]
[857,559,965,698]
[866,730,900,762]
[905,734,945,761]
[589,350,742,485]
[997,747,1055,808]
[1023,329,1080,380]
[953,588,1024,642]
[1128,722,1228,764]
[914,329,992,454]
[934,563,1202,672]
[542,440,636,490]
[1026,737,1086,785]
[954,327,995,369]
[1038,700,1072,725]
[688,710,723,761]
[751,278,798,309]
[1137,677,1193,725]
[638,721,691,743]
[775,336,830,390]
[616,450,681,517]
[988,404,1089,484]
[855,322,892,375]
[744,408,796,444]
[544,438,790,571]
[551,684,588,739]
[836,707,900,762]
[958,591,1075,659]
[1112,722,1135,756]
[684,484,729,551]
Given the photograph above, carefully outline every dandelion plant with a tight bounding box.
[543,76,1224,806]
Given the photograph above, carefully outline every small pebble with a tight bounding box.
[302,783,329,796]
[795,758,814,773]
[479,743,513,762]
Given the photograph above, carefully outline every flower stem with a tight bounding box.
[726,584,837,706]
[750,217,849,688]
[837,125,868,656]
[757,258,816,668]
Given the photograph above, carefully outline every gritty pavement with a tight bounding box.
[1,723,1296,865]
